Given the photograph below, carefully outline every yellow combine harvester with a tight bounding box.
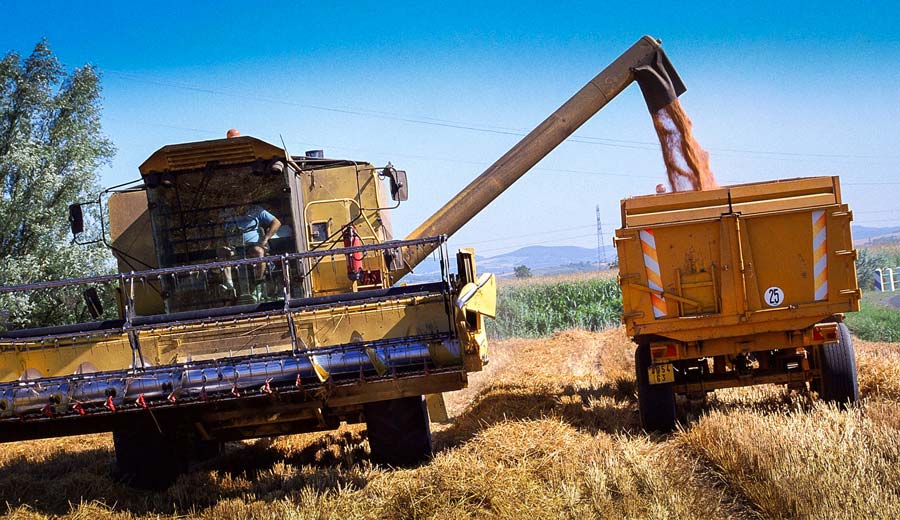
[3,138,497,487]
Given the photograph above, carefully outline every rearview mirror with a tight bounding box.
[381,164,408,202]
[68,203,84,237]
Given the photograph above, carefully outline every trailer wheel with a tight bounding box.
[364,396,432,467]
[113,428,221,489]
[818,323,859,406]
[635,341,677,433]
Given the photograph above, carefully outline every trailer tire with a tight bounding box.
[635,341,677,433]
[819,323,859,406]
[364,396,432,467]
[113,428,188,490]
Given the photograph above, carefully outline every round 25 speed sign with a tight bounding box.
[764,286,784,307]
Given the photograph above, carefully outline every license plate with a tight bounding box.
[648,363,674,385]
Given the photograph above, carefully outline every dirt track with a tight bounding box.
[1,328,898,519]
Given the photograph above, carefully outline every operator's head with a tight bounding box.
[226,128,241,139]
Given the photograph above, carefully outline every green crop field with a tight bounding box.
[844,292,900,342]
[844,245,900,342]
[488,273,622,339]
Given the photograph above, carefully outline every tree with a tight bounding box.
[514,264,532,279]
[0,40,115,329]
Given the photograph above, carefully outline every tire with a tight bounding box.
[635,340,677,433]
[113,427,221,489]
[113,428,188,490]
[364,396,432,467]
[819,323,859,406]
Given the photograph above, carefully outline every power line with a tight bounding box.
[103,70,900,163]
[105,108,900,187]
[113,116,900,190]
[105,117,662,180]
[112,115,900,184]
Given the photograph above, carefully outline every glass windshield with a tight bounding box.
[147,167,296,312]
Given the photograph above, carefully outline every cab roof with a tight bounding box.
[139,135,366,175]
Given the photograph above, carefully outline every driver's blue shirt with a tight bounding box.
[223,205,276,245]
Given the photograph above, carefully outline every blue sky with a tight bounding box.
[2,1,899,256]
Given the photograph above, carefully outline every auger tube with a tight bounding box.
[401,35,685,274]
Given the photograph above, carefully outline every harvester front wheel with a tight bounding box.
[635,341,677,433]
[364,396,432,467]
[818,323,859,406]
[114,427,221,489]
[113,428,189,490]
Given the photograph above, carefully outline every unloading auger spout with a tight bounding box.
[400,35,685,274]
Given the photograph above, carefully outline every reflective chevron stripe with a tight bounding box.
[639,229,667,318]
[812,210,827,301]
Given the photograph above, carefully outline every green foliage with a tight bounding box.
[513,264,532,279]
[856,246,900,291]
[488,277,623,339]
[844,298,900,342]
[0,40,115,329]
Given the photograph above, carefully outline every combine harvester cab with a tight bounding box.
[0,136,496,487]
[616,176,861,431]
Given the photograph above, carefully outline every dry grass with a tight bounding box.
[1,329,898,519]
[677,404,900,520]
[855,339,900,400]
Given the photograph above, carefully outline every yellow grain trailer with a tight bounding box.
[615,176,861,431]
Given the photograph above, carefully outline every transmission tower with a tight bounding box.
[596,205,605,270]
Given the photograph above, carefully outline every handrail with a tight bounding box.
[0,235,446,294]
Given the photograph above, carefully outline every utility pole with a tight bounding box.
[596,205,605,270]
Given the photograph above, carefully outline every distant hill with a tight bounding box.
[853,225,900,244]
[478,245,613,276]
[401,244,615,283]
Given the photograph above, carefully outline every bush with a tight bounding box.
[857,249,885,290]
[844,299,900,342]
[856,246,900,291]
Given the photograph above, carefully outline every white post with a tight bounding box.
[875,268,884,292]
[887,268,896,292]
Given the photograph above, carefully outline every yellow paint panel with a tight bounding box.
[457,273,497,319]
[0,338,134,382]
[616,177,859,343]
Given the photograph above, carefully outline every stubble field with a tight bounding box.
[1,322,898,519]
